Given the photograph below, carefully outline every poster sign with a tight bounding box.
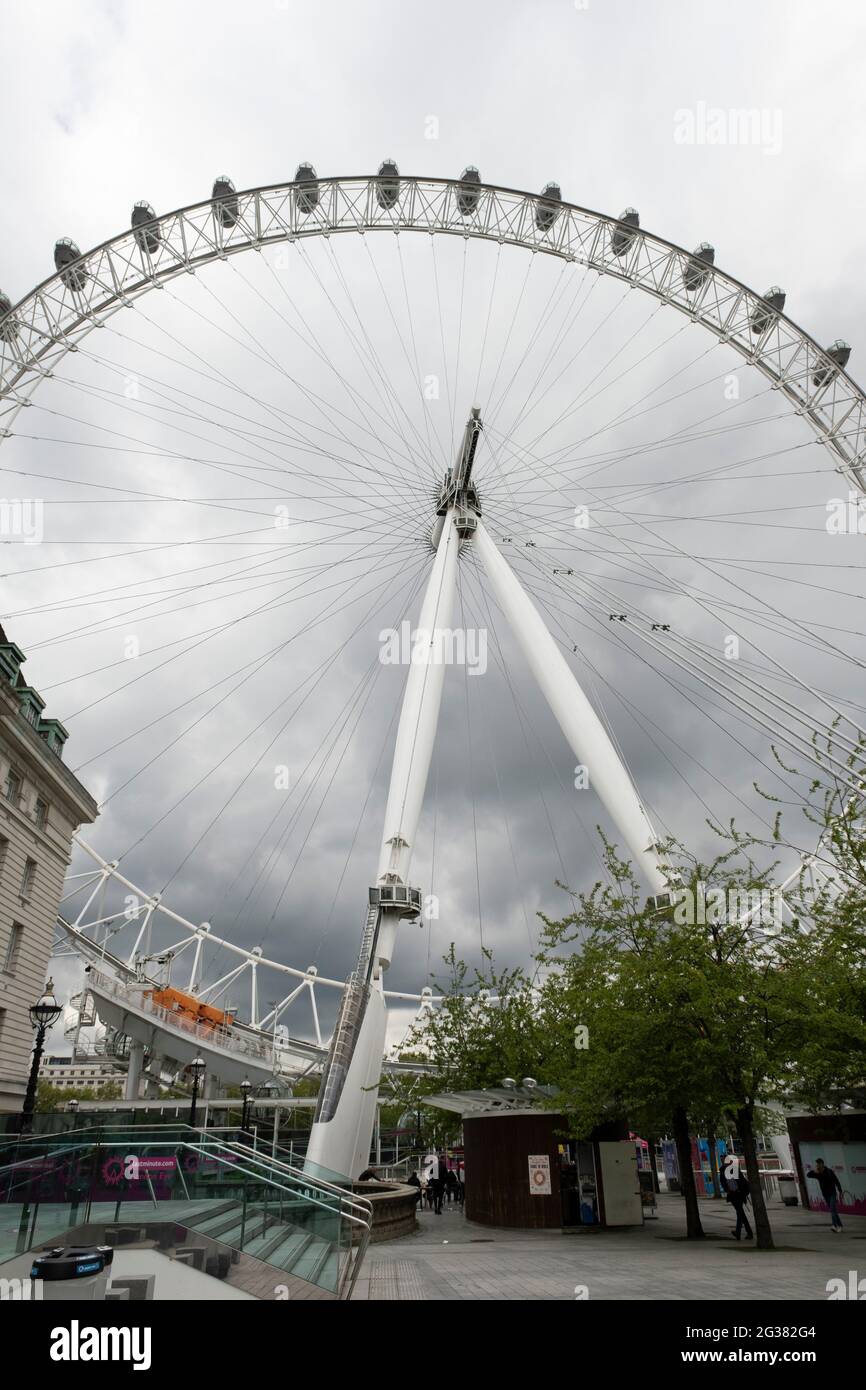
[528,1154,551,1195]
[135,1157,177,1175]
[799,1141,866,1216]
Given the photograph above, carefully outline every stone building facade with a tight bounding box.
[0,625,98,1112]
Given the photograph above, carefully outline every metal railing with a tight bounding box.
[0,1123,373,1298]
[216,1139,373,1299]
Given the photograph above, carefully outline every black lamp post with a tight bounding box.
[188,1056,205,1128]
[240,1078,252,1136]
[20,979,62,1134]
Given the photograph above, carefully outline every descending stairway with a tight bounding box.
[175,1198,340,1291]
[0,1128,372,1299]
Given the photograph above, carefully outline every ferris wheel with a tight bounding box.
[2,164,864,1177]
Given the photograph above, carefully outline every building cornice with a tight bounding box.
[0,686,98,826]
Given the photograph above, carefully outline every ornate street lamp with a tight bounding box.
[188,1056,205,1128]
[240,1077,252,1135]
[20,979,62,1133]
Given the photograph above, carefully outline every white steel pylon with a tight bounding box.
[305,493,461,1180]
[473,521,667,897]
[305,408,667,1180]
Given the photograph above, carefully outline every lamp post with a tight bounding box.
[20,979,62,1134]
[240,1078,252,1137]
[188,1056,205,1128]
[263,1079,279,1157]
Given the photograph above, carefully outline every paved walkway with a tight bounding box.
[353,1194,866,1300]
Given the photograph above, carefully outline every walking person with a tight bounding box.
[445,1166,458,1204]
[721,1161,753,1241]
[406,1170,423,1209]
[431,1153,448,1214]
[806,1158,844,1232]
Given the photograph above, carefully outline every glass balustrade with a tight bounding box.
[0,1127,371,1297]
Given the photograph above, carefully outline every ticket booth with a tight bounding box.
[424,1088,642,1230]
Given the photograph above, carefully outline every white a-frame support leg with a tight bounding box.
[474,521,668,897]
[305,511,460,1180]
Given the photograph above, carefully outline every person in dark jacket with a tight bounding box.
[430,1154,448,1214]
[806,1158,843,1231]
[406,1170,423,1208]
[721,1162,753,1240]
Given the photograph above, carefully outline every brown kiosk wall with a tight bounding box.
[463,1112,631,1229]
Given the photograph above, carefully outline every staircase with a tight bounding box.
[0,1125,372,1299]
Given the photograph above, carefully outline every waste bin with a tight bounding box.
[30,1245,114,1301]
[777,1174,799,1207]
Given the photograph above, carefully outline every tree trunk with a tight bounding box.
[736,1104,774,1251]
[672,1106,704,1239]
[707,1125,721,1199]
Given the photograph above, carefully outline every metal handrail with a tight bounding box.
[227,1140,373,1218]
[181,1141,371,1297]
[0,1134,368,1228]
[207,1139,373,1298]
[0,1139,97,1178]
[3,1135,363,1295]
[0,1121,199,1150]
[1,1126,372,1298]
[0,1125,373,1225]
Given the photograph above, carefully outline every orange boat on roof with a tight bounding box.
[145,986,233,1032]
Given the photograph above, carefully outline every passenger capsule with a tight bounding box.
[132,201,162,255]
[376,159,400,210]
[212,175,239,228]
[535,181,562,233]
[611,207,640,258]
[54,238,88,292]
[294,163,319,215]
[0,291,18,342]
[456,166,481,217]
[812,339,851,388]
[750,285,786,335]
[683,241,715,294]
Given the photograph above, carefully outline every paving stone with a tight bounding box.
[354,1193,866,1301]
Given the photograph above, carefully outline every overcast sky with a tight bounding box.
[2,0,865,1051]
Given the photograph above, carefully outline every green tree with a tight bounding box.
[36,1081,123,1111]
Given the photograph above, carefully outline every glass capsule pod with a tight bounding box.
[456,166,481,217]
[132,201,162,255]
[54,238,88,292]
[610,207,640,258]
[376,159,400,210]
[750,285,786,335]
[812,339,851,388]
[212,175,239,229]
[535,181,562,233]
[0,291,18,342]
[683,241,715,294]
[294,163,319,215]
